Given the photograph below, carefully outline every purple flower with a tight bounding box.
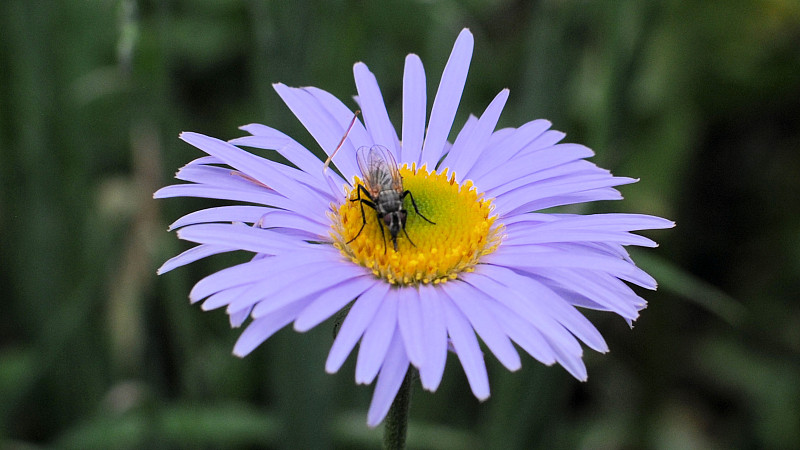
[155,28,673,426]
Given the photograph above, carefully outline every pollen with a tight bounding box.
[329,164,504,286]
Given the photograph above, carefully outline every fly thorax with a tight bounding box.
[376,190,403,215]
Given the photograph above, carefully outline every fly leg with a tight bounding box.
[401,226,416,248]
[347,185,379,246]
[376,213,388,254]
[403,190,436,224]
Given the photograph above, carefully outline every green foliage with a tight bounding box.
[2,0,799,448]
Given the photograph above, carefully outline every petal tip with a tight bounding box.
[457,28,474,43]
[179,131,200,142]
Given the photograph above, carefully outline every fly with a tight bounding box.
[348,145,435,253]
[322,111,434,253]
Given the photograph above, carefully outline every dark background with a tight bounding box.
[2,0,799,448]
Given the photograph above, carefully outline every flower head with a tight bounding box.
[155,29,673,426]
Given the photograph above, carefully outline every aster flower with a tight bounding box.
[155,28,673,427]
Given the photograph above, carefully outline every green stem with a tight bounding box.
[383,368,413,450]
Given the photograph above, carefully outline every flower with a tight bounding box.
[155,28,674,427]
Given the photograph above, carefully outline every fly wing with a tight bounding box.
[356,145,403,195]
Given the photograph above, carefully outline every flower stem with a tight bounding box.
[383,368,412,450]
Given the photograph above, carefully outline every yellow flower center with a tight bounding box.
[329,164,503,286]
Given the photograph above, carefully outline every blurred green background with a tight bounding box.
[2,0,799,448]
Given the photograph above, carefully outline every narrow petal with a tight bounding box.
[438,114,478,169]
[478,143,595,193]
[472,263,608,357]
[517,277,609,353]
[366,331,409,427]
[180,132,330,213]
[486,160,603,199]
[505,213,675,232]
[232,299,310,357]
[304,86,372,151]
[326,282,391,373]
[487,247,657,289]
[201,284,252,311]
[174,164,258,188]
[171,164,330,217]
[468,119,552,180]
[177,223,310,256]
[536,269,644,320]
[551,344,588,381]
[353,62,399,157]
[157,244,231,275]
[503,228,658,248]
[441,281,522,371]
[494,175,638,217]
[251,209,330,235]
[189,257,275,303]
[188,248,334,302]
[442,89,509,181]
[546,278,645,321]
[169,206,331,238]
[555,241,634,264]
[463,270,558,364]
[247,260,367,318]
[486,127,516,146]
[273,83,360,177]
[468,266,585,357]
[525,129,567,151]
[480,294,558,365]
[503,188,625,213]
[442,294,490,400]
[228,306,252,328]
[294,276,375,332]
[355,291,399,384]
[419,29,474,167]
[417,284,448,391]
[397,287,426,369]
[185,155,224,165]
[222,261,335,314]
[470,269,588,380]
[232,124,344,187]
[169,206,272,231]
[568,213,675,231]
[154,183,319,217]
[401,54,427,163]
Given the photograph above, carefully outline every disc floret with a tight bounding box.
[331,164,503,285]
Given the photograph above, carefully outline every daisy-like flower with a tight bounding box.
[155,29,673,426]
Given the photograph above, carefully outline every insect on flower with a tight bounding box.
[349,145,435,253]
[156,28,675,429]
[323,111,435,253]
